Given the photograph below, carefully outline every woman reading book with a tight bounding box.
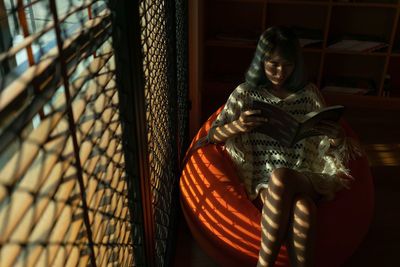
[196,26,360,266]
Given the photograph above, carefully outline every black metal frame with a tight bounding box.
[110,0,189,266]
[109,0,150,266]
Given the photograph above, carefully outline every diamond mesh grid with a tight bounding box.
[0,0,139,266]
[0,0,190,265]
[139,1,176,266]
[175,0,189,159]
[136,0,188,266]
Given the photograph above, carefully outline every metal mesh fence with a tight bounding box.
[138,0,188,265]
[0,0,138,266]
[175,0,189,158]
[1,0,189,266]
[139,1,173,265]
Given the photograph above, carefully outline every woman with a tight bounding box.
[202,26,358,266]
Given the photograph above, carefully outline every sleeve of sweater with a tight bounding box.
[192,83,250,150]
[210,84,250,129]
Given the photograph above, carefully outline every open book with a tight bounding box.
[252,101,345,147]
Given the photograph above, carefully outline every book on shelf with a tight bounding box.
[327,39,388,52]
[252,101,345,147]
[299,38,323,48]
[321,86,373,95]
[322,76,376,95]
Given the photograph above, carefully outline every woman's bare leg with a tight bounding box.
[257,168,318,267]
[286,195,317,267]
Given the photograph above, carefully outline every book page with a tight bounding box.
[252,101,300,147]
[296,105,345,142]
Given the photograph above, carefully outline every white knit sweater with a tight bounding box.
[208,82,356,200]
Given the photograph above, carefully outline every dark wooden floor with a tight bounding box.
[173,105,400,267]
[340,106,400,267]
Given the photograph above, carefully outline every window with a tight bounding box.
[0,1,135,266]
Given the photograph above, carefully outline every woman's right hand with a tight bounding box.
[210,110,268,143]
[235,110,268,133]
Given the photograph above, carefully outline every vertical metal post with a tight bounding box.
[109,0,154,266]
[132,1,155,264]
[48,0,97,266]
[87,5,97,58]
[16,0,34,65]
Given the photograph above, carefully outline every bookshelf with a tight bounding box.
[189,0,400,128]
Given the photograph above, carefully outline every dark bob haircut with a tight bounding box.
[244,26,307,92]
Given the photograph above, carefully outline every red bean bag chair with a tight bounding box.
[180,106,374,267]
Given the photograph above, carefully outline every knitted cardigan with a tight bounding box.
[207,82,358,200]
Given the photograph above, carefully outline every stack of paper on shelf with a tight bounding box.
[327,39,388,52]
[321,86,372,95]
[322,76,376,95]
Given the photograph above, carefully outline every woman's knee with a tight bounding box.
[293,195,317,224]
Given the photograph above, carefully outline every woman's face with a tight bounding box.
[264,49,295,89]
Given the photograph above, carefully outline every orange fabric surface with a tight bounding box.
[180,107,374,267]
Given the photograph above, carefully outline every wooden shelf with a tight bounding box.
[268,0,329,5]
[214,0,265,3]
[214,0,398,7]
[324,50,388,56]
[323,92,400,110]
[189,0,400,127]
[331,2,397,8]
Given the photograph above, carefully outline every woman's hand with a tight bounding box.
[314,120,345,147]
[210,110,268,143]
[235,110,269,133]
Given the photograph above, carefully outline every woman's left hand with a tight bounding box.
[314,120,345,146]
